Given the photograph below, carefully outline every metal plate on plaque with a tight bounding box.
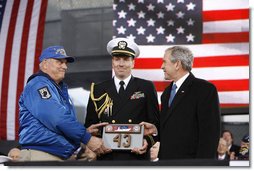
[102,124,144,150]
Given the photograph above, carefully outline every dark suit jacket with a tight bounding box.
[85,76,159,160]
[230,144,240,157]
[159,73,221,160]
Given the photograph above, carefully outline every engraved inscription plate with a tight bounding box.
[102,124,144,150]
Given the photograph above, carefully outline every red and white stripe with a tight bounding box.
[132,0,249,108]
[0,0,47,140]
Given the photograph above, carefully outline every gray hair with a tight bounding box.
[165,46,193,71]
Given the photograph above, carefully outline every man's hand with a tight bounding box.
[139,122,158,136]
[87,122,108,136]
[131,139,148,155]
[78,146,97,161]
[86,136,111,155]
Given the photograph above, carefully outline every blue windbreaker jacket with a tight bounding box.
[19,71,91,159]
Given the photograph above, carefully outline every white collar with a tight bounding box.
[174,72,189,92]
[114,75,132,90]
[218,154,226,160]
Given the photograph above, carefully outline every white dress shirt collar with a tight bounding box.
[174,72,190,93]
[114,75,132,92]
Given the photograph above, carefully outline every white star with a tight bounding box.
[113,4,117,10]
[128,3,136,11]
[146,34,155,43]
[147,18,156,27]
[118,10,127,19]
[137,11,146,19]
[176,26,185,34]
[186,33,195,42]
[113,20,117,26]
[176,11,185,19]
[156,26,165,35]
[186,2,196,11]
[157,0,164,3]
[138,0,144,3]
[127,18,137,27]
[117,26,126,34]
[166,34,175,42]
[147,3,155,11]
[177,0,185,3]
[167,20,174,26]
[166,3,175,11]
[187,18,195,26]
[127,34,136,41]
[157,12,164,19]
[137,26,146,35]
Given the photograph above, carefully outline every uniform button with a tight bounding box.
[112,120,116,123]
[128,119,132,123]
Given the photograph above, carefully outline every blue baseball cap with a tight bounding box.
[39,46,75,63]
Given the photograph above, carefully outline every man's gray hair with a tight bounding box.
[165,46,193,71]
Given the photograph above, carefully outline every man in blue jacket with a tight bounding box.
[19,46,108,161]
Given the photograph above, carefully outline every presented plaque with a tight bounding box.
[102,124,144,150]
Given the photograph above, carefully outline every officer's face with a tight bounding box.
[112,56,134,80]
[44,58,68,83]
[161,51,178,81]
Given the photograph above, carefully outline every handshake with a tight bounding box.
[77,122,157,161]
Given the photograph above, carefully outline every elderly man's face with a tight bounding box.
[42,58,68,83]
[217,138,228,155]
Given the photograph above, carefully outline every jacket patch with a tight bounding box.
[38,86,52,99]
[130,91,145,100]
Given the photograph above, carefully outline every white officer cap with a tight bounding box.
[107,37,140,58]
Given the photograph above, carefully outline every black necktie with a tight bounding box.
[119,81,125,97]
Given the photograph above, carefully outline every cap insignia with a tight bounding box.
[56,48,66,56]
[118,41,127,49]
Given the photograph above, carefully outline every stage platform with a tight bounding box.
[3,159,231,166]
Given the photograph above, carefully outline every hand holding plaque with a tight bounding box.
[102,124,144,150]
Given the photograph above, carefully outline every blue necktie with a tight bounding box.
[168,83,177,106]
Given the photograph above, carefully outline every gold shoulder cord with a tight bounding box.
[90,83,113,118]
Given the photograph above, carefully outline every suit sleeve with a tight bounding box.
[144,81,160,147]
[196,83,221,158]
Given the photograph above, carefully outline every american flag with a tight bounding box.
[0,0,48,140]
[113,0,249,111]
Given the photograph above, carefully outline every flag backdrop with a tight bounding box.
[0,0,48,140]
[113,0,249,109]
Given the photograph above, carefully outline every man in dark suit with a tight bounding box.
[158,46,221,160]
[141,46,220,160]
[85,37,159,160]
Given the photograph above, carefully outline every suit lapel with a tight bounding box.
[161,73,195,128]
